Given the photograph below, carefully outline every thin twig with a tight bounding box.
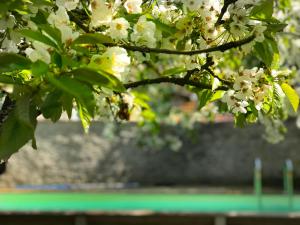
[215,0,238,26]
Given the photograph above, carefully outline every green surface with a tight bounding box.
[0,193,299,213]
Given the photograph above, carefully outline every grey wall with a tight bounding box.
[1,121,300,188]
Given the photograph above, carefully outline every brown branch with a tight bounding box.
[104,35,255,55]
[68,11,90,32]
[215,0,238,26]
[184,68,200,80]
[124,76,228,90]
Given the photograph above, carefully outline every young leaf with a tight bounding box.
[198,90,213,110]
[235,113,247,128]
[0,96,37,160]
[163,67,186,76]
[41,89,63,122]
[97,69,126,92]
[30,9,48,25]
[72,33,113,45]
[77,101,91,133]
[52,51,63,68]
[71,67,126,92]
[250,0,274,20]
[46,74,96,116]
[61,93,73,119]
[0,53,31,72]
[254,36,279,68]
[31,60,49,77]
[0,74,23,84]
[210,90,225,102]
[39,24,62,47]
[18,29,58,49]
[281,83,299,112]
[71,68,110,86]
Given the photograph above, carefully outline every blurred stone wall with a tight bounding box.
[1,121,300,188]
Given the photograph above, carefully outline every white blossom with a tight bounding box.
[230,21,248,38]
[108,18,130,40]
[131,16,157,48]
[124,0,143,14]
[89,47,131,80]
[61,26,80,44]
[90,0,113,27]
[182,0,203,11]
[1,39,18,53]
[25,42,51,64]
[232,100,249,114]
[47,6,69,29]
[56,0,79,11]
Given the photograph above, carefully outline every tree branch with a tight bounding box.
[124,76,228,90]
[68,11,90,32]
[104,35,255,55]
[215,0,238,26]
[184,68,200,80]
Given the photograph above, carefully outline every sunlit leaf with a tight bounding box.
[281,83,299,112]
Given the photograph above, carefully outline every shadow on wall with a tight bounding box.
[0,121,300,188]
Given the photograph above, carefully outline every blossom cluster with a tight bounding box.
[0,0,297,128]
[222,68,271,114]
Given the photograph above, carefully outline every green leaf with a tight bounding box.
[31,60,49,77]
[0,74,23,84]
[30,9,48,25]
[72,33,113,45]
[267,22,287,33]
[272,83,285,110]
[278,0,291,9]
[71,68,126,92]
[0,96,37,160]
[97,69,126,92]
[253,36,279,68]
[163,67,186,76]
[77,101,91,133]
[235,113,246,128]
[0,53,31,72]
[147,17,177,37]
[39,24,62,47]
[249,102,259,117]
[71,68,110,86]
[15,95,37,129]
[41,89,63,122]
[46,74,96,116]
[18,29,58,49]
[61,93,73,119]
[198,90,213,110]
[52,51,63,68]
[250,0,274,20]
[281,83,299,112]
[210,90,225,102]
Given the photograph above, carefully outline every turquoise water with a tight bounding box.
[0,193,299,213]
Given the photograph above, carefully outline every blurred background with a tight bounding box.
[1,118,300,225]
[1,119,300,190]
